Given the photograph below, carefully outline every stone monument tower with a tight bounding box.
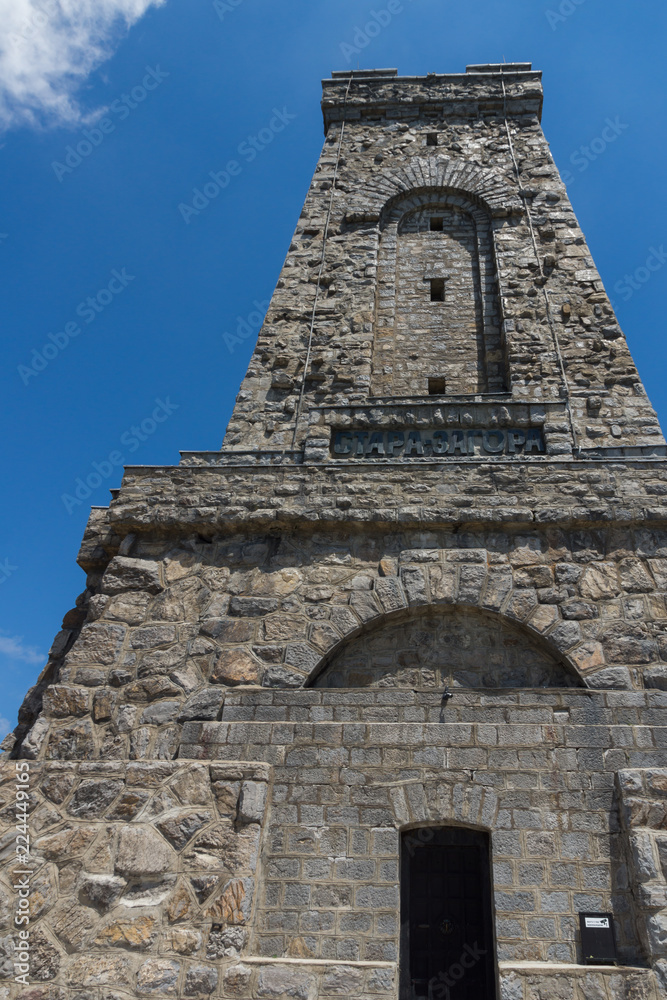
[2,64,667,1000]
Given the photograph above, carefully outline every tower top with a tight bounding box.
[215,62,664,464]
[322,63,544,131]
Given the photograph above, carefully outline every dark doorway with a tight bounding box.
[400,827,497,1000]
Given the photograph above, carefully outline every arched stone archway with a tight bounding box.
[307,603,585,689]
[344,155,523,222]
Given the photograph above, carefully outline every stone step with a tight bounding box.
[183,720,667,752]
[219,688,667,727]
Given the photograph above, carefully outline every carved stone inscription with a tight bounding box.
[332,427,545,458]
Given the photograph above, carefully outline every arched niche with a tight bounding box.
[309,604,585,690]
[371,188,507,398]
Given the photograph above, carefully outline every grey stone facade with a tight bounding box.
[2,63,667,999]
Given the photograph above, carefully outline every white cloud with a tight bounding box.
[0,0,166,131]
[0,632,45,665]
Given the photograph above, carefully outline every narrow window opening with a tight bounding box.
[430,278,445,302]
[428,378,447,395]
[429,216,444,232]
[426,132,438,146]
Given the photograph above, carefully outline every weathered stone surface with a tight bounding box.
[68,778,123,817]
[39,771,77,805]
[178,688,225,721]
[211,779,240,816]
[238,780,267,824]
[189,874,219,903]
[223,963,253,996]
[67,953,132,987]
[586,666,633,690]
[65,623,126,666]
[257,965,313,999]
[0,888,9,929]
[204,877,251,924]
[115,825,175,877]
[210,648,260,685]
[122,874,177,907]
[124,677,182,702]
[163,926,202,954]
[78,872,127,911]
[28,928,61,981]
[322,966,363,994]
[139,700,181,725]
[136,958,180,995]
[95,915,156,949]
[156,809,211,850]
[184,821,260,873]
[103,557,162,595]
[401,567,429,605]
[229,596,279,617]
[166,881,195,923]
[0,933,15,978]
[107,788,150,820]
[262,663,304,687]
[284,643,321,674]
[21,715,50,759]
[579,564,620,601]
[28,869,56,919]
[131,624,179,649]
[170,763,210,804]
[35,824,97,859]
[183,964,218,995]
[645,667,667,691]
[44,719,95,759]
[92,688,115,721]
[308,622,341,653]
[200,617,255,642]
[51,904,97,950]
[42,686,89,718]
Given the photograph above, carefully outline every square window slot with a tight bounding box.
[428,378,447,395]
[429,216,444,232]
[430,278,445,302]
[426,132,438,146]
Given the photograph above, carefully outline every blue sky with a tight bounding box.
[1,0,666,737]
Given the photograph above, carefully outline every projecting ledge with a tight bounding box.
[498,962,646,971]
[242,957,395,968]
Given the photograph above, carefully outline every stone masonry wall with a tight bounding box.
[617,768,667,991]
[9,520,667,763]
[2,702,665,1000]
[0,760,269,998]
[182,689,667,968]
[376,197,500,397]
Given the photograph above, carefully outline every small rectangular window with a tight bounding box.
[426,132,438,146]
[429,216,443,232]
[428,378,447,395]
[430,278,445,302]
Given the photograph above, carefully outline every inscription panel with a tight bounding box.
[331,427,545,458]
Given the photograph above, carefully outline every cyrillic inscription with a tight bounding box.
[332,427,545,457]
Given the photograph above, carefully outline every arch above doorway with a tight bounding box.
[308,603,585,689]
